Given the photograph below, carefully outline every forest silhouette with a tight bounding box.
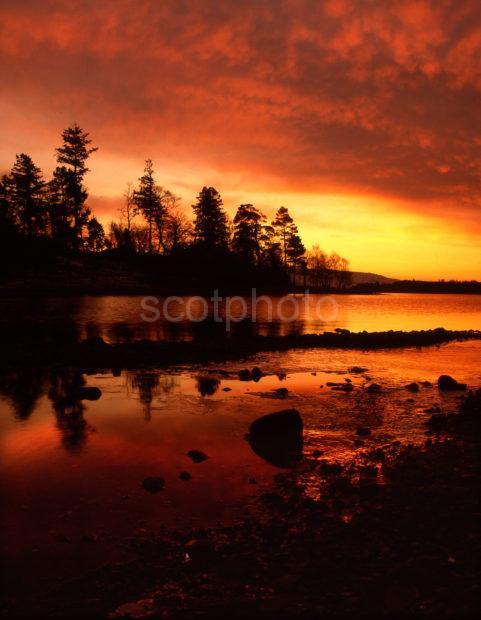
[0,124,352,292]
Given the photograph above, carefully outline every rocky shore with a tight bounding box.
[4,388,480,619]
[3,327,481,368]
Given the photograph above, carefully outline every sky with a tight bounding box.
[1,0,480,280]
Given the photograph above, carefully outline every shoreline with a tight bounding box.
[2,328,481,369]
[3,387,479,619]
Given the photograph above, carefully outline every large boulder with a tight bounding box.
[437,375,467,391]
[247,409,303,468]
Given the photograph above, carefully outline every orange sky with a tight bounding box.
[1,0,480,279]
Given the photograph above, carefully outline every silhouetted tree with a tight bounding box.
[232,204,266,266]
[85,216,105,251]
[272,206,297,267]
[8,153,47,236]
[120,182,135,232]
[286,232,306,283]
[133,159,162,254]
[192,186,229,248]
[55,124,97,249]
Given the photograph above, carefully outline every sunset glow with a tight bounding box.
[1,0,480,279]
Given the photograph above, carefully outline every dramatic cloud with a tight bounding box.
[1,0,480,277]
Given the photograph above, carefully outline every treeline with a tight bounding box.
[0,124,351,289]
[351,280,481,294]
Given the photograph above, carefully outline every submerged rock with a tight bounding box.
[141,476,165,493]
[405,382,420,393]
[251,366,263,382]
[366,383,382,393]
[247,409,303,468]
[186,450,209,463]
[238,369,252,381]
[75,386,102,401]
[179,471,191,481]
[273,387,289,398]
[437,375,467,390]
[349,366,368,374]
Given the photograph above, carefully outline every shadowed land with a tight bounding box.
[2,327,481,368]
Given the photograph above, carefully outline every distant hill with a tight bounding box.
[349,271,399,285]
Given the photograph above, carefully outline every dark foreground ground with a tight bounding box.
[2,388,480,619]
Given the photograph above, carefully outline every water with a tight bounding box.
[1,293,480,342]
[1,293,480,599]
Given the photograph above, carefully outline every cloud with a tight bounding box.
[0,0,480,237]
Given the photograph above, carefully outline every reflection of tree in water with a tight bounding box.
[0,368,47,420]
[196,375,220,397]
[128,371,178,421]
[48,369,92,453]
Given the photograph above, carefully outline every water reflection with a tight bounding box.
[0,369,47,420]
[1,293,480,345]
[196,375,220,397]
[48,370,91,452]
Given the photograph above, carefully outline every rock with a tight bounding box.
[186,450,209,463]
[437,375,467,390]
[326,381,343,386]
[247,409,303,468]
[405,382,420,393]
[251,366,263,382]
[273,387,289,398]
[179,471,191,481]
[238,369,252,381]
[354,439,365,446]
[222,386,232,392]
[349,366,368,374]
[356,426,371,436]
[75,386,102,401]
[141,476,165,493]
[366,383,382,393]
[331,383,354,392]
[312,449,323,458]
[420,380,432,387]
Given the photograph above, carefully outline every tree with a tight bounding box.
[192,186,229,248]
[120,182,136,232]
[271,206,297,267]
[8,153,47,236]
[165,208,192,253]
[55,124,97,249]
[232,204,266,266]
[307,244,329,288]
[85,217,105,252]
[286,232,306,283]
[133,159,163,254]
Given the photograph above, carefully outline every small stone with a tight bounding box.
[186,450,209,463]
[179,471,191,481]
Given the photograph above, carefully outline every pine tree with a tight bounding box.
[271,206,297,266]
[192,187,229,248]
[232,204,265,266]
[133,159,164,254]
[55,124,97,249]
[9,153,47,236]
[85,217,105,252]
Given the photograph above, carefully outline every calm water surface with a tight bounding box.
[1,293,480,600]
[1,341,481,597]
[1,293,480,341]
